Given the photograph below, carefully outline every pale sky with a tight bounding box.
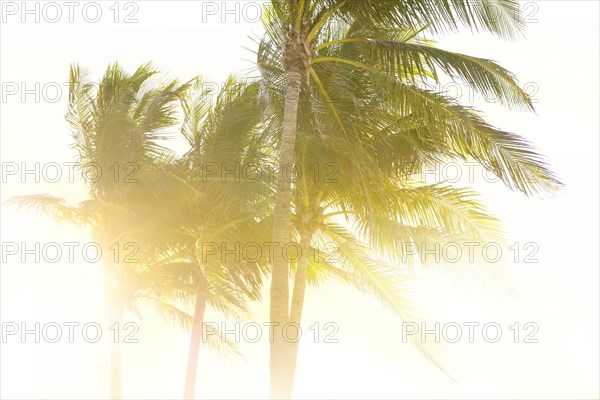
[1,1,599,399]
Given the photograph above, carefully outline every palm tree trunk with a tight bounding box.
[183,274,209,400]
[104,263,124,400]
[284,230,313,392]
[289,231,312,324]
[270,70,303,399]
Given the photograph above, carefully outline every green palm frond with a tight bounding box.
[370,80,561,196]
[2,194,82,224]
[314,36,533,110]
[316,0,524,39]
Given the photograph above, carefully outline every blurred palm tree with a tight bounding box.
[254,1,561,395]
[5,62,189,399]
[66,62,188,399]
[167,77,274,399]
[5,71,276,400]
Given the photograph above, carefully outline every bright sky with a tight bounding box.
[1,1,599,399]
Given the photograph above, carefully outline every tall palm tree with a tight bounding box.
[171,77,274,399]
[6,62,188,399]
[5,71,276,400]
[255,2,560,395]
[69,62,192,399]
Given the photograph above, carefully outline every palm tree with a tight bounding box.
[69,62,192,399]
[170,77,274,399]
[5,70,276,400]
[255,2,561,395]
[6,62,188,399]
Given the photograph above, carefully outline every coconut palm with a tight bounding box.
[169,77,274,399]
[5,69,277,399]
[5,62,189,399]
[255,2,561,394]
[68,62,191,399]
